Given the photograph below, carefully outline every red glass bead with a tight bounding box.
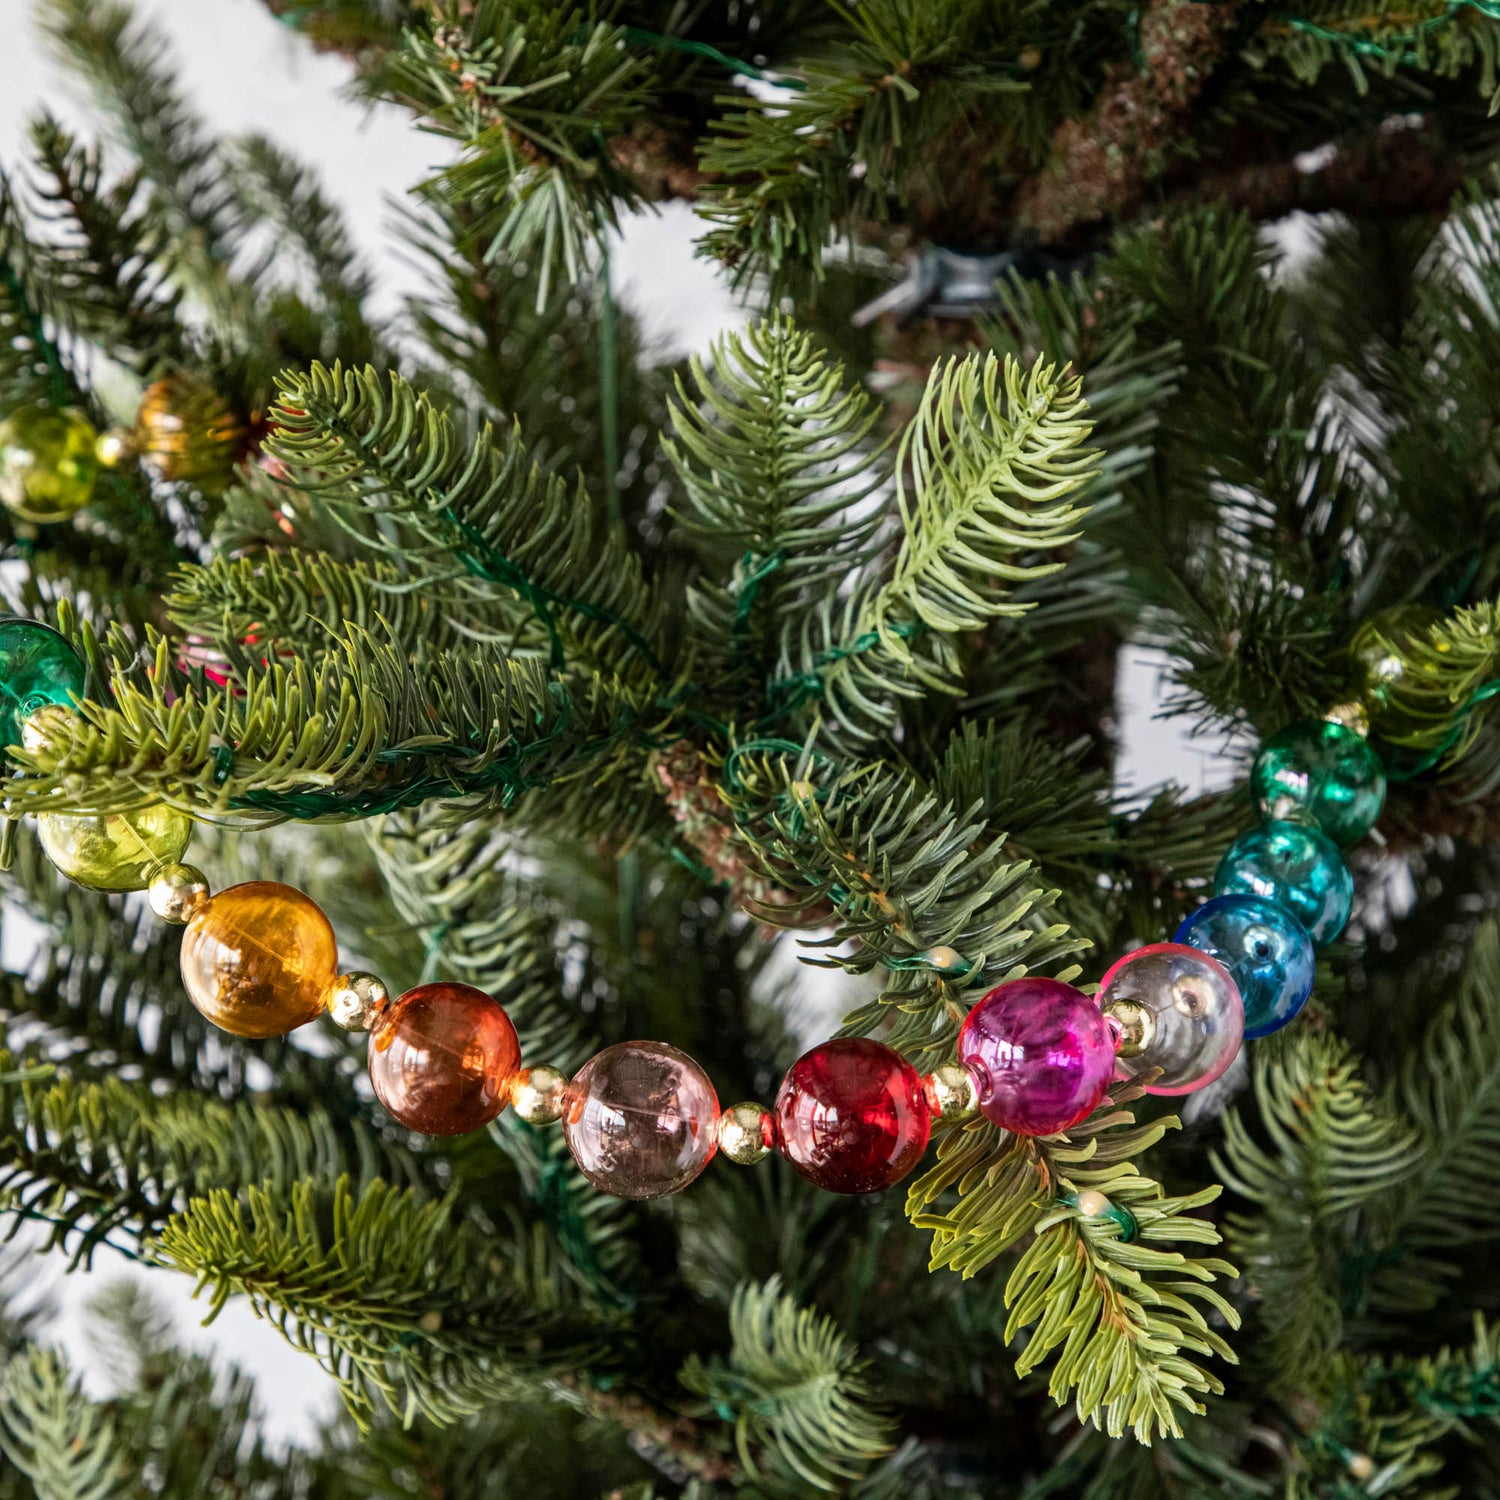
[772,1038,931,1195]
[368,982,521,1136]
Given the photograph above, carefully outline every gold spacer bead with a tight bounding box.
[94,429,133,469]
[1074,1189,1112,1218]
[147,861,211,924]
[19,704,77,754]
[1104,997,1156,1058]
[324,971,391,1032]
[509,1065,570,1125]
[923,1062,979,1122]
[1323,700,1370,738]
[717,1101,772,1165]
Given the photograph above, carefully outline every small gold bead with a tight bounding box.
[1074,1189,1112,1218]
[324,971,391,1032]
[1104,997,1156,1058]
[1323,701,1370,738]
[147,861,211,924]
[927,945,963,972]
[923,1062,979,1121]
[20,704,77,754]
[717,1101,772,1165]
[509,1065,569,1125]
[94,430,133,468]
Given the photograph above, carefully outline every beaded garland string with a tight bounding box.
[2,618,1396,1207]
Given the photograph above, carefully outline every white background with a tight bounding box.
[0,0,1227,1446]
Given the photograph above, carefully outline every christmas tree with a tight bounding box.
[3,0,1500,1493]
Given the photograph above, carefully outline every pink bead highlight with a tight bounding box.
[957,978,1115,1136]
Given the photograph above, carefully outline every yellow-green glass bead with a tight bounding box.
[0,406,100,523]
[0,621,85,754]
[37,804,192,892]
[1349,605,1446,740]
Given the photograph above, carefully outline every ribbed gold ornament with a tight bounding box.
[134,373,246,494]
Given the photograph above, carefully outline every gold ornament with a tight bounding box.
[716,1101,772,1164]
[20,703,77,754]
[134,373,246,494]
[325,971,392,1031]
[1323,700,1370,738]
[509,1065,570,1125]
[922,1062,979,1121]
[148,861,212,924]
[1104,996,1157,1057]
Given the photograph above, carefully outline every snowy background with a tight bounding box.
[0,0,1232,1445]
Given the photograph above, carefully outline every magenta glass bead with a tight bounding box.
[1097,943,1244,1096]
[957,978,1115,1136]
[773,1038,932,1195]
[563,1041,719,1200]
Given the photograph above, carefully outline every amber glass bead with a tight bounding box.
[368,982,521,1136]
[563,1041,720,1199]
[180,881,338,1039]
[773,1038,932,1195]
[37,804,192,892]
[0,406,100,522]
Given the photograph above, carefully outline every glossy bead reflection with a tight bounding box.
[1252,719,1386,846]
[37,804,192,891]
[1215,820,1353,944]
[0,406,100,522]
[563,1041,719,1198]
[957,978,1115,1136]
[1175,893,1315,1039]
[1098,943,1244,1095]
[180,880,338,1038]
[773,1038,931,1194]
[369,983,521,1136]
[0,620,85,752]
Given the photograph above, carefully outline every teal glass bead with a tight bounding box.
[0,619,85,753]
[1175,893,1315,1039]
[1214,821,1353,945]
[1252,719,1386,846]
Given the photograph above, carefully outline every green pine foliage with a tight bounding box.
[8,0,1500,1493]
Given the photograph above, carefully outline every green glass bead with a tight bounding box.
[37,804,192,891]
[1252,719,1386,846]
[1215,820,1353,944]
[0,619,85,753]
[0,406,100,523]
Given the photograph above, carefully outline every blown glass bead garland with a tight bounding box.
[4,612,1416,1202]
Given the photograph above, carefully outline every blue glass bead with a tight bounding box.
[1174,894,1315,1039]
[1214,821,1353,945]
[1251,719,1385,846]
[0,619,85,754]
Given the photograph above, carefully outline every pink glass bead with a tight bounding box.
[562,1041,719,1199]
[773,1038,931,1195]
[957,978,1115,1136]
[1097,943,1244,1096]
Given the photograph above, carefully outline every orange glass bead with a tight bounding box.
[179,880,338,1039]
[368,982,521,1136]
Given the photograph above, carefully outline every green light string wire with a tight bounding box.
[1383,678,1500,782]
[619,26,808,90]
[1277,0,1500,63]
